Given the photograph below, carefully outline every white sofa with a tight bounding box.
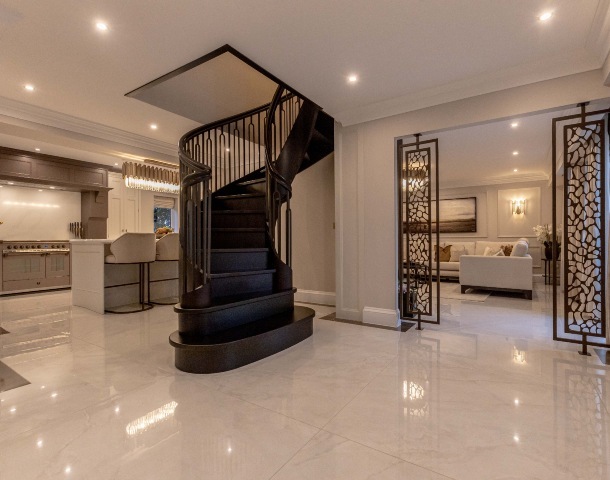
[432,241,475,279]
[459,239,533,299]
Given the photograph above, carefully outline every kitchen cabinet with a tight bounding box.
[108,172,141,238]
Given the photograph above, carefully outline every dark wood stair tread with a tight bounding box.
[210,269,275,279]
[211,248,268,253]
[211,227,266,232]
[174,288,295,314]
[214,192,265,200]
[170,306,313,347]
[212,209,265,214]
[169,306,314,373]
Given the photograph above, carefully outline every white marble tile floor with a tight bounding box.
[0,284,608,479]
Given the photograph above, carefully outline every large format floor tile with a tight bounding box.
[0,283,608,479]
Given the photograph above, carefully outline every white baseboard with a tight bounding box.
[363,307,400,328]
[294,289,336,306]
[335,307,360,321]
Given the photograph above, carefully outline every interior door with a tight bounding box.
[397,135,440,326]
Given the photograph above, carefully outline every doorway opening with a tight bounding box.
[396,100,610,352]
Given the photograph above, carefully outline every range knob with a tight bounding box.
[37,245,41,248]
[6,245,11,249]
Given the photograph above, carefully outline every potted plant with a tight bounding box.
[533,224,561,260]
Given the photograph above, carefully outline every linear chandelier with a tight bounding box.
[122,161,179,194]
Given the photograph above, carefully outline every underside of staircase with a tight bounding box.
[170,87,333,373]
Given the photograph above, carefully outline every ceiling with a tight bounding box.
[0,0,609,180]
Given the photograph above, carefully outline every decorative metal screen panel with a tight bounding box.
[552,104,609,351]
[563,121,606,338]
[397,137,440,324]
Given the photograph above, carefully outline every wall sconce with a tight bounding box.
[511,199,525,215]
[122,162,179,194]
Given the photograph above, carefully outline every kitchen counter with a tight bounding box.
[70,239,178,314]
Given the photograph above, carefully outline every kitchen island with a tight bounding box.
[70,239,178,314]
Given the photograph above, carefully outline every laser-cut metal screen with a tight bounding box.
[397,136,440,325]
[553,104,609,351]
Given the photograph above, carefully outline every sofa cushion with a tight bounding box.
[435,245,452,262]
[483,246,503,256]
[511,239,529,257]
[447,241,475,255]
[475,241,507,256]
[450,245,467,262]
[439,261,460,271]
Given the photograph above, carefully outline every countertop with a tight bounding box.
[70,239,113,244]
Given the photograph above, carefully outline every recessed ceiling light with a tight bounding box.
[150,124,158,130]
[347,74,358,84]
[35,148,40,152]
[24,84,35,92]
[514,168,518,172]
[8,182,14,185]
[114,163,118,166]
[511,122,519,128]
[538,11,553,22]
[225,148,230,152]
[513,151,519,156]
[50,186,55,189]
[38,189,42,192]
[96,21,109,31]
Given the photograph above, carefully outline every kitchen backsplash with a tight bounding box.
[0,185,81,240]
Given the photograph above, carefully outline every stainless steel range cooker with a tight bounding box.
[1,241,71,294]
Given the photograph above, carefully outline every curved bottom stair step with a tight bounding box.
[169,306,314,374]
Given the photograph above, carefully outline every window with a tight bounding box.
[153,196,177,232]
[154,207,172,231]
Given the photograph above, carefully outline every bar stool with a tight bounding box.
[149,233,179,305]
[104,233,156,314]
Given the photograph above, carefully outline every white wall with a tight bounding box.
[335,69,610,325]
[291,153,335,305]
[0,185,80,240]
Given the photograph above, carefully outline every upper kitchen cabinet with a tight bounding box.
[0,147,107,189]
[108,172,140,238]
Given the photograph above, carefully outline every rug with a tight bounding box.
[440,284,490,302]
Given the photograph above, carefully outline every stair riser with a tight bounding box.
[211,231,266,248]
[178,292,294,336]
[211,213,266,229]
[211,251,268,273]
[211,272,273,298]
[212,196,265,210]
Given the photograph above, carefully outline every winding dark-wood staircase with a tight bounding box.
[169,86,333,373]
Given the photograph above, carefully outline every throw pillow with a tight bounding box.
[450,245,466,262]
[435,245,452,262]
[501,244,513,256]
[483,246,493,256]
[493,249,505,256]
[511,240,529,257]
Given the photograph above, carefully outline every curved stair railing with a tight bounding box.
[178,87,308,309]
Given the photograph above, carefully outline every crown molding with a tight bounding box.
[0,96,177,157]
[334,49,600,127]
[441,173,549,190]
[586,0,610,63]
